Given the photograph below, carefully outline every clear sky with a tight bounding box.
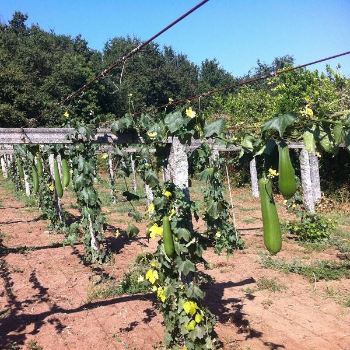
[1,0,350,77]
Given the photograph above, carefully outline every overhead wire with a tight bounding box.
[25,0,209,126]
[132,50,350,116]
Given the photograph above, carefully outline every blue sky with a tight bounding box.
[1,0,350,77]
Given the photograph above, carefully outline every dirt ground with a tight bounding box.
[1,177,350,350]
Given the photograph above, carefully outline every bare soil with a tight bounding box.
[1,179,350,350]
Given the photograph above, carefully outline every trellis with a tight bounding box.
[0,128,321,213]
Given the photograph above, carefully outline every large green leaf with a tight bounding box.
[164,111,188,133]
[178,259,196,276]
[203,119,225,138]
[144,170,159,188]
[261,112,297,137]
[333,124,345,145]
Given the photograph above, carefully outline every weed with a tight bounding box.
[26,340,43,350]
[243,277,286,294]
[260,256,350,282]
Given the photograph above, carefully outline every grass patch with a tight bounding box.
[243,277,287,294]
[260,255,350,282]
[87,253,153,301]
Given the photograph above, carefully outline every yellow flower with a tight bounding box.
[305,107,314,118]
[168,98,174,103]
[137,275,144,283]
[268,168,279,178]
[186,107,196,119]
[185,320,196,331]
[169,208,176,220]
[147,203,154,212]
[147,132,157,139]
[163,190,172,197]
[149,224,163,239]
[101,153,108,159]
[152,285,157,292]
[128,93,133,97]
[115,229,120,238]
[157,286,167,302]
[216,231,221,238]
[70,169,73,175]
[195,313,203,323]
[64,111,69,118]
[183,301,198,316]
[145,269,158,284]
[48,184,55,191]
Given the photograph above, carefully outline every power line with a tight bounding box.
[26,0,209,126]
[133,50,350,116]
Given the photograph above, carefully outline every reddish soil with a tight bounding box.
[1,180,350,350]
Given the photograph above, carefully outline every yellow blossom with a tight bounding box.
[183,301,198,316]
[216,231,221,238]
[115,229,120,238]
[168,97,174,103]
[128,93,133,97]
[145,269,158,284]
[185,320,196,331]
[149,224,163,239]
[64,111,69,118]
[152,285,157,291]
[268,168,279,178]
[186,107,196,119]
[157,286,167,302]
[48,184,55,191]
[195,313,203,323]
[147,132,157,139]
[169,208,176,220]
[147,203,155,212]
[163,190,172,197]
[101,153,108,159]
[305,107,314,118]
[70,169,73,175]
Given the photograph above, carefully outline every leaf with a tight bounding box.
[178,259,196,276]
[263,139,277,155]
[128,210,142,222]
[197,167,214,182]
[126,224,139,238]
[261,112,297,137]
[144,170,159,188]
[303,129,316,154]
[203,119,225,138]
[333,124,345,145]
[164,111,188,133]
[241,133,256,152]
[177,228,191,241]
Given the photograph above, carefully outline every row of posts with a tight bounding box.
[1,146,321,213]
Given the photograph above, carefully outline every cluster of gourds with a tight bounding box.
[15,149,70,198]
[259,141,297,254]
[53,152,70,198]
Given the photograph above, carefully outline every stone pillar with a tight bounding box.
[299,148,315,213]
[309,152,321,201]
[250,157,259,198]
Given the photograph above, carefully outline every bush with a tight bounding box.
[286,213,335,242]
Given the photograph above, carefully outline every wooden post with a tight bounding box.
[250,157,259,198]
[49,154,62,221]
[23,165,31,196]
[1,156,8,178]
[309,152,321,201]
[145,183,154,207]
[108,153,116,203]
[130,154,138,192]
[299,148,315,213]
